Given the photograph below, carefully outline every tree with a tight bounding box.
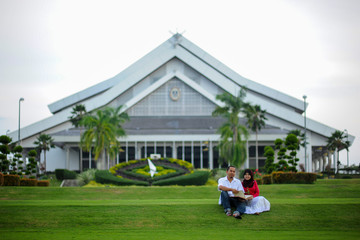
[285,134,300,172]
[245,104,267,170]
[326,130,350,175]
[69,104,87,171]
[0,135,12,174]
[69,104,87,128]
[81,106,129,170]
[212,88,249,175]
[288,129,306,149]
[264,146,275,174]
[34,134,55,174]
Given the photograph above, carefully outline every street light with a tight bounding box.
[18,97,24,144]
[344,129,349,167]
[303,95,307,172]
[6,129,10,136]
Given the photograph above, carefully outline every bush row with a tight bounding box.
[96,169,210,186]
[95,170,149,186]
[152,170,210,186]
[261,171,317,184]
[55,169,77,180]
[0,174,50,186]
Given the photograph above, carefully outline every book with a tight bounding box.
[233,191,252,200]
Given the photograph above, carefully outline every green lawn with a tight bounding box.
[1,179,360,239]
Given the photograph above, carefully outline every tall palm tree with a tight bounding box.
[34,134,55,174]
[80,106,129,170]
[212,88,249,175]
[326,130,350,174]
[69,104,87,171]
[245,104,267,170]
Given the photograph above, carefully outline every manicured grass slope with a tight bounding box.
[1,179,360,240]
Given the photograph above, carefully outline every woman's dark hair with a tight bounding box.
[242,169,254,188]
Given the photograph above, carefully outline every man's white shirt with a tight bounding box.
[218,176,245,204]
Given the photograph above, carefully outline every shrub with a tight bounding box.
[77,169,97,186]
[254,178,262,185]
[55,169,77,180]
[37,180,50,187]
[3,174,20,186]
[95,170,149,186]
[262,174,272,184]
[152,170,210,186]
[271,171,316,184]
[0,172,3,186]
[20,178,37,186]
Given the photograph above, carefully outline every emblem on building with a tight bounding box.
[170,87,181,101]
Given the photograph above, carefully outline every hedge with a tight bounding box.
[261,174,272,184]
[55,169,77,180]
[20,178,37,186]
[3,174,20,186]
[0,172,3,186]
[95,170,149,186]
[152,170,210,186]
[37,180,50,187]
[271,171,317,184]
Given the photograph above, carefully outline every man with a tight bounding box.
[218,166,246,219]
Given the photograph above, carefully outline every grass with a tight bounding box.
[0,179,360,239]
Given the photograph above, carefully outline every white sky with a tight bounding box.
[0,0,359,166]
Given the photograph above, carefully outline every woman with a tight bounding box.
[242,169,270,215]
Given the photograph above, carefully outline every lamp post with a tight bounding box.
[18,97,24,144]
[6,129,10,136]
[303,95,307,172]
[344,129,349,167]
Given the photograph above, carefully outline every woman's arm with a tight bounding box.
[252,180,260,198]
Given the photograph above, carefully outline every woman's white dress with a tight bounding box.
[244,196,271,214]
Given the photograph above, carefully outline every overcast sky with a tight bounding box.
[0,0,359,166]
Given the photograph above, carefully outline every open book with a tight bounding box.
[233,191,252,200]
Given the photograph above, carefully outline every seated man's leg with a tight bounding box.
[234,199,246,214]
[220,191,231,213]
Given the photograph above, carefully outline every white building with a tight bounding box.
[9,34,355,172]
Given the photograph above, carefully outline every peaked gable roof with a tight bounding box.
[10,34,355,144]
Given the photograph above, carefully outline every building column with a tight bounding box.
[163,142,166,158]
[125,141,128,163]
[172,141,176,159]
[191,141,194,166]
[200,141,203,169]
[209,140,213,170]
[79,147,83,172]
[66,146,70,170]
[182,141,185,161]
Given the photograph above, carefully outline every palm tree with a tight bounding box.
[69,104,87,171]
[326,130,350,174]
[33,134,55,174]
[80,106,129,170]
[212,88,249,175]
[245,104,267,170]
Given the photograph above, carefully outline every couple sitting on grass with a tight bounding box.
[218,166,270,219]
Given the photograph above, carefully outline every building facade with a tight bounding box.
[10,34,355,172]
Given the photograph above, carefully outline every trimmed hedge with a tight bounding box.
[37,180,50,187]
[55,169,77,180]
[3,174,20,186]
[20,178,37,186]
[271,171,317,184]
[152,170,210,186]
[95,170,149,186]
[262,174,272,184]
[0,172,3,186]
[254,178,263,185]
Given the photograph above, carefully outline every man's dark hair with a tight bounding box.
[226,165,236,171]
